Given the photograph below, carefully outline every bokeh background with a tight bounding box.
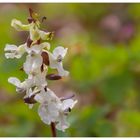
[1,3,140,137]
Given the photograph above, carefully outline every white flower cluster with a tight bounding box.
[4,9,77,132]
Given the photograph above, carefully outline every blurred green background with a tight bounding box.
[1,3,140,137]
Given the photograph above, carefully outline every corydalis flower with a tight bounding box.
[35,88,60,124]
[48,46,69,77]
[11,19,53,43]
[4,9,77,133]
[24,54,43,75]
[23,42,50,75]
[55,99,77,131]
[35,88,77,131]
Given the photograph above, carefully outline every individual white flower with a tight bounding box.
[23,54,43,75]
[4,43,26,59]
[8,77,31,93]
[48,46,69,77]
[55,99,77,131]
[34,88,60,125]
[35,87,77,131]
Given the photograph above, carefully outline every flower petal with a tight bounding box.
[17,43,26,54]
[53,46,68,58]
[4,44,17,51]
[23,54,42,75]
[29,25,40,41]
[34,94,44,103]
[25,42,50,55]
[4,44,26,59]
[55,115,69,132]
[8,77,21,87]
[38,104,52,125]
[62,99,77,110]
[32,72,47,87]
[41,42,50,50]
[25,44,41,54]
[5,53,16,59]
[11,19,31,31]
[39,30,53,40]
[38,103,58,125]
[56,63,69,77]
[46,88,60,102]
[32,55,42,70]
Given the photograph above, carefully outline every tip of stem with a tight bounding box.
[51,122,57,137]
[29,8,33,18]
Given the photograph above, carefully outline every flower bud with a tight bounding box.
[41,51,49,65]
[46,74,62,80]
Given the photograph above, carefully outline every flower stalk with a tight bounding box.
[51,122,57,137]
[4,8,77,136]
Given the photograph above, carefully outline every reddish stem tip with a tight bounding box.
[50,122,57,137]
